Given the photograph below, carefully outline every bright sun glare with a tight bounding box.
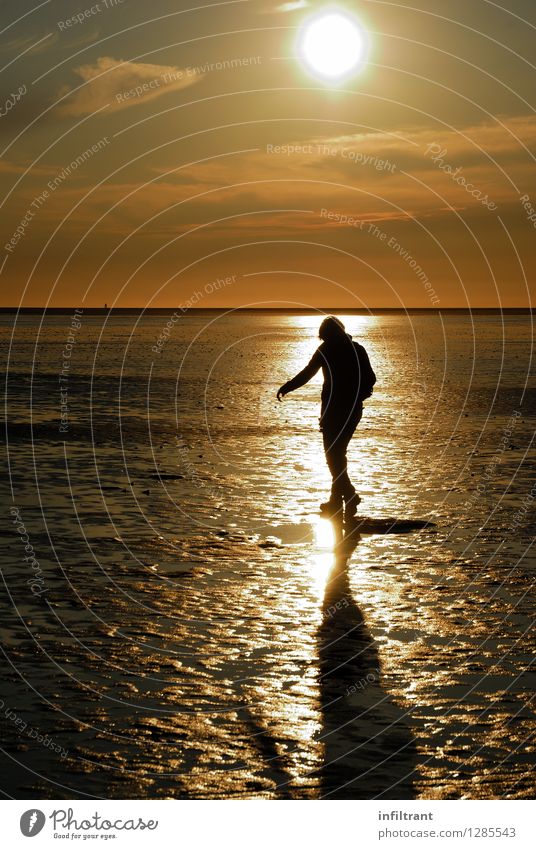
[313,516,336,549]
[298,10,367,81]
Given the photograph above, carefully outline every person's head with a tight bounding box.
[319,315,346,343]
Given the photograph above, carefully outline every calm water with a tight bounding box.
[1,310,535,799]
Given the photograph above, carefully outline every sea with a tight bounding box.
[1,309,535,799]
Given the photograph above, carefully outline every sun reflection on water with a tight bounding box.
[287,314,378,337]
[307,516,338,600]
[313,515,336,549]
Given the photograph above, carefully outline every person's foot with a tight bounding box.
[320,497,343,517]
[344,491,361,517]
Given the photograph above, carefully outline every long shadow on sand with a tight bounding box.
[317,518,418,799]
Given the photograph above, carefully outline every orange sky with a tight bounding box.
[1,0,535,308]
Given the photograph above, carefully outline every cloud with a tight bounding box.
[0,159,73,177]
[0,160,27,175]
[0,31,58,55]
[275,1,309,11]
[56,56,202,117]
[258,0,308,13]
[309,116,536,162]
[7,114,534,250]
[135,115,536,237]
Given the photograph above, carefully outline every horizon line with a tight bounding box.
[0,306,534,314]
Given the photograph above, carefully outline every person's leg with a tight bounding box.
[322,418,357,501]
[341,407,363,514]
[322,427,341,502]
[321,408,362,508]
[320,427,344,514]
[332,426,354,498]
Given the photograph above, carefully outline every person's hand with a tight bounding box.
[277,385,288,402]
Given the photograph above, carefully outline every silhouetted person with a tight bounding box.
[277,316,376,516]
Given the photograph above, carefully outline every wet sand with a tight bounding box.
[1,311,535,798]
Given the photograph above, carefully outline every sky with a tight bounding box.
[1,0,535,308]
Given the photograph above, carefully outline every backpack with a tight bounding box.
[356,343,376,400]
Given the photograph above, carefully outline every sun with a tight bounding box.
[297,9,368,82]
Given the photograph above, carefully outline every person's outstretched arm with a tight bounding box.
[277,349,322,401]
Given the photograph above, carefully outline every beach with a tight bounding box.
[1,309,535,799]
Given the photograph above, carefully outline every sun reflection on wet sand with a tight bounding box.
[288,314,379,336]
[307,516,338,601]
[233,515,419,799]
[316,518,418,799]
[313,515,336,550]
